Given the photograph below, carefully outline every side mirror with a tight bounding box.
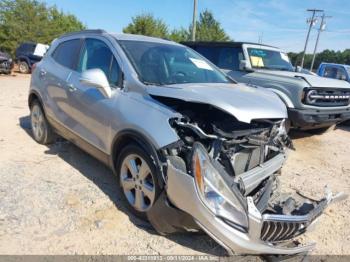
[239,60,253,71]
[80,69,112,98]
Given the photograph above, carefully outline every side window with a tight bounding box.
[195,46,243,71]
[217,47,243,70]
[323,66,337,79]
[336,67,347,80]
[78,38,121,87]
[52,39,81,70]
[196,46,218,64]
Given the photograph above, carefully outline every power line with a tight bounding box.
[300,9,324,69]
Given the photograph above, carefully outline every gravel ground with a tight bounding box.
[0,74,349,255]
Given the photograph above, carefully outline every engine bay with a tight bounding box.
[150,95,340,244]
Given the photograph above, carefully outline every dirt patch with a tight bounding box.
[0,74,349,255]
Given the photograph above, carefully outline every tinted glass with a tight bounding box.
[247,48,294,71]
[346,66,350,77]
[196,46,243,70]
[119,40,230,85]
[336,68,347,80]
[78,38,120,87]
[52,39,81,70]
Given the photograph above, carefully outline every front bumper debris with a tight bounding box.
[166,160,346,255]
[0,60,13,73]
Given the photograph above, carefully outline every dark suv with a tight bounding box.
[15,42,48,74]
[0,51,13,74]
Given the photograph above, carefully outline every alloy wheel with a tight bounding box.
[31,104,45,141]
[120,154,156,212]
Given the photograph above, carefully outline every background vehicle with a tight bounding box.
[0,51,13,74]
[15,42,49,74]
[183,42,350,130]
[317,63,350,82]
[28,30,343,255]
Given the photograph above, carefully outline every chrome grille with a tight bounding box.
[260,220,307,242]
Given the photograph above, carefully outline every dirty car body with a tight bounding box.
[29,30,344,255]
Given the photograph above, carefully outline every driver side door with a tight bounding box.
[65,37,123,155]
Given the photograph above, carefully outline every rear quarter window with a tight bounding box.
[52,39,81,70]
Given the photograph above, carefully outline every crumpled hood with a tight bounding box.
[147,82,287,123]
[255,69,350,89]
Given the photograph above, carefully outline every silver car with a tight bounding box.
[28,30,344,255]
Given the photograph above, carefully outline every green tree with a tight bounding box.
[0,0,85,55]
[123,13,168,38]
[168,28,189,42]
[194,10,230,41]
[288,49,350,71]
[123,10,230,43]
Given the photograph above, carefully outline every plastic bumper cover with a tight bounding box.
[288,108,350,128]
[166,161,344,255]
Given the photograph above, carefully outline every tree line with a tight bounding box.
[122,11,231,42]
[0,0,85,55]
[1,0,348,69]
[288,50,350,71]
[0,0,230,56]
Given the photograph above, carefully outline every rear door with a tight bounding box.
[43,38,82,126]
[64,37,123,153]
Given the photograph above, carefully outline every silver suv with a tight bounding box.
[28,30,343,255]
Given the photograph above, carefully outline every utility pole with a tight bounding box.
[310,13,331,71]
[191,0,197,41]
[300,9,323,69]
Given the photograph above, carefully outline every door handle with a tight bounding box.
[68,84,77,92]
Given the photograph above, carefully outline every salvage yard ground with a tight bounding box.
[0,74,349,255]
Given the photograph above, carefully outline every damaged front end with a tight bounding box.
[146,98,345,255]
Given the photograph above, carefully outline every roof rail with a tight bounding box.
[60,29,107,38]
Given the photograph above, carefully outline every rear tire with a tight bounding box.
[30,101,55,144]
[116,143,161,220]
[18,61,30,74]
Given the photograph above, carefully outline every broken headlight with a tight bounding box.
[192,142,248,231]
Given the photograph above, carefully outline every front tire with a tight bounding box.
[18,61,30,74]
[30,101,55,144]
[116,143,161,220]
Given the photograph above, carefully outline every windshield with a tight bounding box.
[247,47,294,71]
[119,40,231,85]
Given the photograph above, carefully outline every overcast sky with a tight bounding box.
[44,0,350,53]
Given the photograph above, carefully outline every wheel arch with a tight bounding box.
[28,90,43,109]
[266,87,295,108]
[110,129,166,188]
[17,56,31,66]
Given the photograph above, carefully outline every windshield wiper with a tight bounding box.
[258,66,292,71]
[142,81,165,86]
